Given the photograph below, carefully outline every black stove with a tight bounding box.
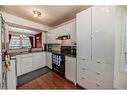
[52,52,65,78]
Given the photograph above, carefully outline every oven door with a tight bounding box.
[52,53,65,77]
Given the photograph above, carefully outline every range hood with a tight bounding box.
[56,35,70,40]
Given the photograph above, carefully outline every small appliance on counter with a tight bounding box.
[44,44,61,52]
[61,46,76,57]
[44,44,52,52]
[52,52,65,78]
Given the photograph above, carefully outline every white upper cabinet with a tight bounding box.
[47,29,61,44]
[77,8,92,60]
[70,21,76,42]
[92,6,115,64]
[46,20,76,44]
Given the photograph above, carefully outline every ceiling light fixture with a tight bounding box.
[33,10,41,18]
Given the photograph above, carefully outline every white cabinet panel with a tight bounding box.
[16,52,46,76]
[16,55,21,76]
[7,60,16,89]
[47,29,61,44]
[76,6,115,89]
[70,21,76,42]
[41,52,46,67]
[20,54,33,74]
[92,6,115,63]
[46,52,52,69]
[65,56,76,83]
[32,53,43,70]
[77,8,92,60]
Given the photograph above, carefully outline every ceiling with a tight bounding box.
[0,5,91,27]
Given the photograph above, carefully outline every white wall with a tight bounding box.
[0,11,51,31]
[114,6,127,89]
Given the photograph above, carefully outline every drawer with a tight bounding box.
[79,67,104,83]
[78,76,103,89]
[77,59,92,70]
[21,54,33,58]
[32,52,42,56]
[78,63,114,89]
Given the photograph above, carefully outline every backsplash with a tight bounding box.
[61,39,75,46]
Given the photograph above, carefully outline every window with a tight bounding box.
[22,37,31,48]
[9,36,21,49]
[9,35,31,49]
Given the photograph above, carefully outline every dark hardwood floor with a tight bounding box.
[17,71,82,89]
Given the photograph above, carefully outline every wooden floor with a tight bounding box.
[17,71,82,89]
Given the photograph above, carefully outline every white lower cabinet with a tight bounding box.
[7,59,16,89]
[65,56,76,84]
[16,55,22,76]
[20,54,33,75]
[46,52,52,69]
[16,52,46,76]
[77,59,114,89]
[32,52,45,70]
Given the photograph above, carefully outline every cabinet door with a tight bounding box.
[16,55,22,76]
[20,54,33,74]
[32,53,43,70]
[77,8,92,60]
[41,52,46,67]
[70,21,76,42]
[46,52,52,69]
[92,6,115,63]
[65,57,76,83]
[47,29,61,44]
[7,60,16,89]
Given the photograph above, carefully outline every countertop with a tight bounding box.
[6,50,76,60]
[9,50,45,57]
[46,51,76,58]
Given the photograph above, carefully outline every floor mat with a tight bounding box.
[17,66,51,86]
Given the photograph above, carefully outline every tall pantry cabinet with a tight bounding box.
[77,6,124,89]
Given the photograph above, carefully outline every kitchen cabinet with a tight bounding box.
[46,21,76,44]
[16,52,46,76]
[77,8,92,60]
[41,52,46,67]
[77,6,115,89]
[46,52,52,69]
[92,6,115,64]
[70,21,76,43]
[20,54,33,75]
[77,59,114,89]
[7,59,16,89]
[16,55,22,76]
[46,29,61,44]
[65,56,76,84]
[32,52,44,70]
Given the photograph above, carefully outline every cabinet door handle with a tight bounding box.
[96,83,100,86]
[81,77,86,80]
[96,61,101,64]
[82,68,86,70]
[82,58,86,60]
[96,72,101,75]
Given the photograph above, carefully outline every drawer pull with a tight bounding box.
[82,58,86,60]
[81,77,86,80]
[96,72,101,75]
[96,61,101,63]
[96,83,100,86]
[82,68,86,70]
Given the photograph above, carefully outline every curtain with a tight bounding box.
[29,36,33,48]
[9,34,11,43]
